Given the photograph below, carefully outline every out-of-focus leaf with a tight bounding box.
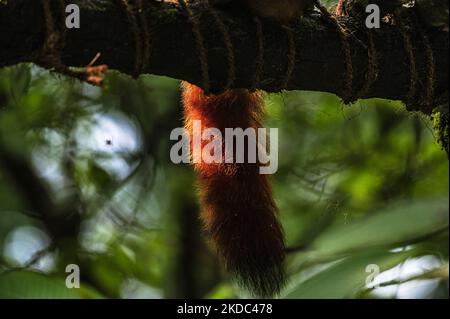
[10,64,31,101]
[87,159,116,191]
[205,282,236,299]
[90,257,126,297]
[284,250,413,299]
[0,270,102,299]
[299,198,448,263]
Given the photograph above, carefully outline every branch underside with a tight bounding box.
[0,0,448,111]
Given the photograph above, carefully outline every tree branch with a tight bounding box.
[0,0,448,110]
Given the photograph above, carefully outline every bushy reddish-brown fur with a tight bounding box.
[182,83,285,297]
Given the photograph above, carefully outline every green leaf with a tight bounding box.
[302,198,449,263]
[0,271,79,299]
[10,64,31,101]
[0,271,103,299]
[205,282,236,299]
[284,250,413,299]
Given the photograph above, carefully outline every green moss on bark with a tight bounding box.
[432,110,449,156]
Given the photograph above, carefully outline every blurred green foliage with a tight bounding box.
[0,63,448,299]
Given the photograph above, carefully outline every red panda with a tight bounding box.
[181,0,313,297]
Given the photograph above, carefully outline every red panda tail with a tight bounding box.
[182,82,285,297]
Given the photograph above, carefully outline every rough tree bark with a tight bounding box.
[0,0,448,110]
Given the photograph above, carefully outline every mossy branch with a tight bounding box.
[0,0,448,112]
